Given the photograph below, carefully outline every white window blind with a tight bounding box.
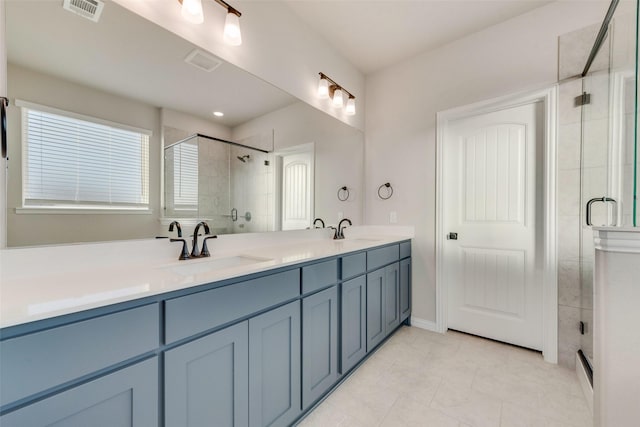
[173,142,198,209]
[21,104,150,209]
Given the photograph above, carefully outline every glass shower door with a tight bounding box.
[579,0,638,365]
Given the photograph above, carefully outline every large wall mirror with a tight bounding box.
[5,0,364,247]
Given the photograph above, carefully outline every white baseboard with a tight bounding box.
[410,317,439,332]
[576,353,594,414]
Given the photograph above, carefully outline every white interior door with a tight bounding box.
[281,151,313,230]
[444,102,543,350]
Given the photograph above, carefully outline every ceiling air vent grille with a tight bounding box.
[184,49,223,73]
[63,0,104,23]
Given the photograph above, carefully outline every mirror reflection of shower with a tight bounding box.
[237,154,251,163]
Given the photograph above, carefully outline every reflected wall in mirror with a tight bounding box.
[5,0,363,247]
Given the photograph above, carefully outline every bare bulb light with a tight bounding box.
[346,97,356,115]
[332,88,344,108]
[224,11,242,46]
[318,78,329,99]
[181,0,204,24]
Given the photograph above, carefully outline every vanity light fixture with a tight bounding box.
[178,0,242,46]
[213,111,224,117]
[317,72,356,115]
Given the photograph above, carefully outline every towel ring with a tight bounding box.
[377,182,393,200]
[337,186,350,201]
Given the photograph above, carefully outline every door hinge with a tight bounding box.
[574,92,591,107]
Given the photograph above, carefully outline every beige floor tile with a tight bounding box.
[296,327,592,427]
[380,397,461,427]
[472,366,542,410]
[430,383,502,427]
[501,402,547,427]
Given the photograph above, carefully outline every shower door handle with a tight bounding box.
[586,197,617,226]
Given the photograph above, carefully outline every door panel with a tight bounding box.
[165,322,248,427]
[302,286,338,409]
[341,276,366,373]
[1,358,158,427]
[249,301,301,427]
[384,263,400,334]
[366,268,385,352]
[445,102,543,350]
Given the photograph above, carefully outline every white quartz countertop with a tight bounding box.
[0,226,413,329]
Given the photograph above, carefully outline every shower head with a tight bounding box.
[237,154,250,163]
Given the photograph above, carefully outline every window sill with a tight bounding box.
[15,207,153,215]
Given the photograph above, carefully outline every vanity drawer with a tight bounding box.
[0,303,159,407]
[302,259,338,294]
[165,269,300,343]
[367,245,399,271]
[341,253,366,280]
[400,241,411,259]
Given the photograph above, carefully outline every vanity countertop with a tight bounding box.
[0,226,413,329]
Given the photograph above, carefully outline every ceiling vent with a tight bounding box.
[63,0,104,23]
[184,49,223,73]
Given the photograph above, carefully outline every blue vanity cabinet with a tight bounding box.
[340,275,367,374]
[400,257,411,322]
[384,262,401,334]
[366,267,386,352]
[366,247,403,352]
[164,322,249,427]
[0,357,159,427]
[302,285,339,409]
[249,300,301,427]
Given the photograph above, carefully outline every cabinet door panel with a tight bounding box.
[302,286,338,409]
[400,258,411,322]
[249,301,301,427]
[0,358,158,427]
[165,322,248,427]
[341,276,366,373]
[384,263,400,335]
[366,268,385,352]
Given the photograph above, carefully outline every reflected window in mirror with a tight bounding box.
[18,100,151,211]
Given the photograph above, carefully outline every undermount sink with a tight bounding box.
[162,255,272,276]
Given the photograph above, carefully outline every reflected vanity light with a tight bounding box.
[178,0,242,46]
[317,72,356,115]
[181,0,204,23]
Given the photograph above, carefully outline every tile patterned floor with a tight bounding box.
[297,326,592,427]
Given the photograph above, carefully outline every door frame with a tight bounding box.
[435,86,558,363]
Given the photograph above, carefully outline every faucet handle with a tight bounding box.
[328,226,338,240]
[200,235,218,257]
[170,238,190,260]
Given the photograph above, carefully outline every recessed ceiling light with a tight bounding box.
[213,111,224,117]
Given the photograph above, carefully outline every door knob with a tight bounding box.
[447,232,458,240]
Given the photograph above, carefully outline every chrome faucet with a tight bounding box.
[191,221,210,258]
[335,218,352,240]
[168,221,182,237]
[313,218,325,228]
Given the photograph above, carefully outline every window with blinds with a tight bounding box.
[21,103,150,210]
[173,142,198,210]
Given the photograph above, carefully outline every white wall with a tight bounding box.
[161,108,231,142]
[114,0,365,131]
[364,1,609,322]
[233,102,364,226]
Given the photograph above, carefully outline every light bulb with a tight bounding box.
[224,11,242,46]
[332,88,343,108]
[346,97,356,115]
[318,78,329,99]
[181,0,204,24]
